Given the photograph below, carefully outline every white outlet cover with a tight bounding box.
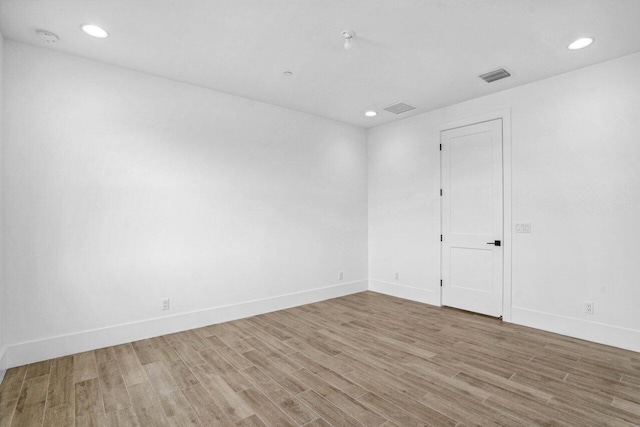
[515,222,532,233]
[584,301,594,314]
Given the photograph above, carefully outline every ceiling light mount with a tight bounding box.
[341,30,356,50]
[36,30,59,44]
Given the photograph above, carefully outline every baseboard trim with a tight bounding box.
[0,345,7,385]
[368,280,440,306]
[5,280,368,369]
[7,283,638,370]
[511,306,640,353]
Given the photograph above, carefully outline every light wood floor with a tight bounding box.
[1,292,640,426]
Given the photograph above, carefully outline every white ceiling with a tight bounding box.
[2,0,640,128]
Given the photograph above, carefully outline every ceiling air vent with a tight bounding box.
[479,68,511,83]
[383,102,416,115]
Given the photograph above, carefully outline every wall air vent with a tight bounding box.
[383,102,416,115]
[479,68,511,83]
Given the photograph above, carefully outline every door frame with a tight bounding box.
[438,109,512,322]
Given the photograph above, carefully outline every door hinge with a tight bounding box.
[440,234,443,241]
[439,144,442,151]
[440,189,443,196]
[440,279,443,287]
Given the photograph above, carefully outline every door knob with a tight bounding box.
[487,240,501,246]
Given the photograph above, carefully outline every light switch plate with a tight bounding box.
[515,222,531,233]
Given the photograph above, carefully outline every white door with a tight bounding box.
[441,119,503,317]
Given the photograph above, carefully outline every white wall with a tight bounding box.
[0,32,6,381]
[368,52,640,352]
[3,40,639,371]
[2,41,368,367]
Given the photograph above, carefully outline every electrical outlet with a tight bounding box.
[339,271,343,280]
[584,301,594,314]
[162,298,170,311]
[395,272,399,281]
[515,222,532,233]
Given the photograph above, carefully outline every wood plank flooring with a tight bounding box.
[1,291,640,426]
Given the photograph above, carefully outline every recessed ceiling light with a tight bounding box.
[81,24,109,39]
[365,111,377,117]
[283,71,293,77]
[568,37,593,50]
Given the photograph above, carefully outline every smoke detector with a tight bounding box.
[36,30,59,44]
